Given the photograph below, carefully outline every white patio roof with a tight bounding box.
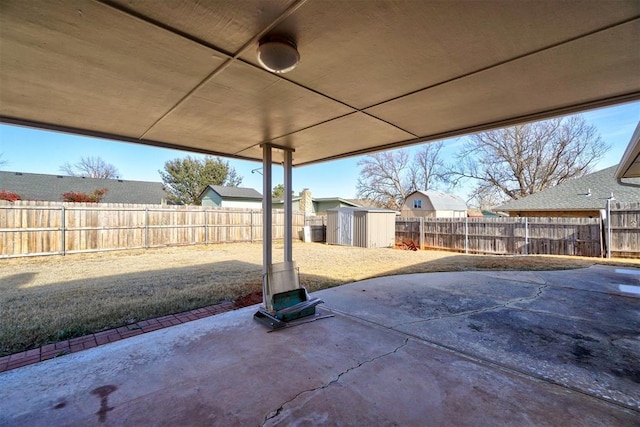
[1,1,639,169]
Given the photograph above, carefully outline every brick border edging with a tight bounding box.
[0,301,238,373]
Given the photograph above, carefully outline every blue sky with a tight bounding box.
[1,101,638,200]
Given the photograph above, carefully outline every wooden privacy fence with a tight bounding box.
[609,202,640,258]
[396,216,603,257]
[0,201,305,258]
[3,201,637,259]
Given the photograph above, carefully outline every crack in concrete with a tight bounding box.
[393,283,549,328]
[261,338,410,426]
[505,283,548,308]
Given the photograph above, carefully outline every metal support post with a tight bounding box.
[284,149,293,262]
[262,144,273,307]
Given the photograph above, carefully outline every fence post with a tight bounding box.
[204,208,208,245]
[419,217,424,250]
[61,206,66,256]
[250,210,254,243]
[524,217,529,255]
[465,217,468,254]
[144,207,149,249]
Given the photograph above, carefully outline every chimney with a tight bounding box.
[299,188,313,215]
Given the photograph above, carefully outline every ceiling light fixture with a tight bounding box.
[256,36,300,74]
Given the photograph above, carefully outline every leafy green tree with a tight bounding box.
[272,183,286,199]
[159,156,243,205]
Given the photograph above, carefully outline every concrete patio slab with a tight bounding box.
[320,266,640,412]
[1,266,638,426]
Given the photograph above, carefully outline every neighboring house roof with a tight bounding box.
[346,198,385,208]
[466,209,504,218]
[272,196,360,206]
[0,171,168,204]
[496,165,640,212]
[313,197,361,207]
[482,210,506,218]
[200,185,262,200]
[410,190,467,211]
[272,196,302,203]
[327,206,397,213]
[467,208,484,218]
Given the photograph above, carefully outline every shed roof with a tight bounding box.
[0,171,167,204]
[412,191,468,211]
[496,165,640,212]
[203,185,262,200]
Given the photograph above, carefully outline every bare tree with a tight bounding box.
[356,150,411,210]
[60,156,120,179]
[451,115,609,206]
[469,186,505,211]
[356,144,447,210]
[409,142,446,192]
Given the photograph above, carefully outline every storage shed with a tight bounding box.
[326,207,397,248]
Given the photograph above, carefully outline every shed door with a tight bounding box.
[337,210,354,246]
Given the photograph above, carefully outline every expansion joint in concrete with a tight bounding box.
[262,338,410,425]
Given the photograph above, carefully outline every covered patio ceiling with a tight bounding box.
[1,1,639,171]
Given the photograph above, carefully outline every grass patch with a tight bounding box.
[1,242,638,356]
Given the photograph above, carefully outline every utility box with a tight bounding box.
[326,207,397,248]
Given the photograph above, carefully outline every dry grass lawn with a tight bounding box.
[2,242,639,356]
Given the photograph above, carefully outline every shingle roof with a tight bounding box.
[272,196,302,203]
[496,165,640,212]
[205,185,262,200]
[413,190,467,211]
[0,171,168,204]
[312,197,361,207]
[272,197,360,206]
[346,198,385,208]
[327,206,397,213]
